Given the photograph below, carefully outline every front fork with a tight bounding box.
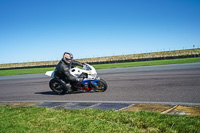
[91,76,101,86]
[90,76,101,91]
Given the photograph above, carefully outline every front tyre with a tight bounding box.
[49,79,66,94]
[93,79,107,92]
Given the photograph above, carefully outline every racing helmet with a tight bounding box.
[63,52,73,64]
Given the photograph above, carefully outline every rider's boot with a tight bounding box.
[64,83,73,93]
[70,81,79,91]
[56,78,73,93]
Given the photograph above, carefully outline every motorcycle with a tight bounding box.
[45,63,107,94]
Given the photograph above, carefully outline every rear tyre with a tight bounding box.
[49,79,66,94]
[92,79,107,92]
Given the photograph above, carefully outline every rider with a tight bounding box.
[54,52,85,92]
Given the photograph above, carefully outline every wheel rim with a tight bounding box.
[96,81,105,91]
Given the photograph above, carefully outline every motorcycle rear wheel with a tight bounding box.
[49,79,66,94]
[91,79,107,92]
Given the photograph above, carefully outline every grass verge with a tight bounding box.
[0,67,55,76]
[0,106,199,133]
[0,57,200,76]
[92,57,200,69]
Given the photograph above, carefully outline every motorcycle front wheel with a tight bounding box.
[49,79,66,94]
[91,79,107,92]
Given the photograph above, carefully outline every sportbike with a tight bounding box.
[45,63,107,94]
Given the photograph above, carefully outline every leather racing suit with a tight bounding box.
[54,59,84,92]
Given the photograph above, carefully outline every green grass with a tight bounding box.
[93,57,200,69]
[0,106,199,133]
[0,67,55,76]
[0,57,200,76]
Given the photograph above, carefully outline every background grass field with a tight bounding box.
[0,57,200,76]
[0,106,199,133]
[1,48,200,69]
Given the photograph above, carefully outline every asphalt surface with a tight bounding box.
[0,63,200,106]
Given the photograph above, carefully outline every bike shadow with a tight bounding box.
[35,91,90,95]
[35,91,57,95]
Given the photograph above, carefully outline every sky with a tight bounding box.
[0,0,200,64]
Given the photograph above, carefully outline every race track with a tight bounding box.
[0,63,200,105]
